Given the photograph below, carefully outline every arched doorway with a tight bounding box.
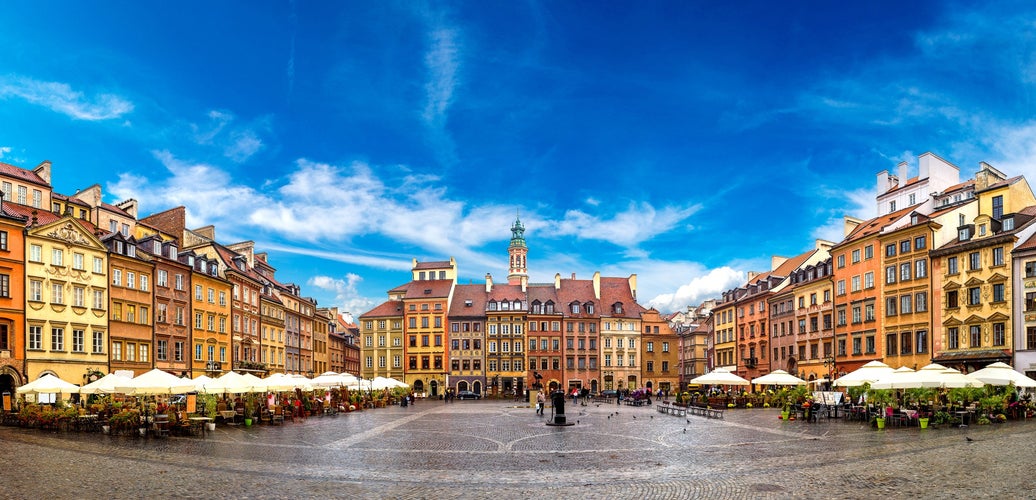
[430,380,439,397]
[590,379,598,393]
[646,381,653,390]
[413,379,425,395]
[548,380,559,392]
[787,357,798,375]
[0,371,18,402]
[472,381,482,394]
[458,381,469,392]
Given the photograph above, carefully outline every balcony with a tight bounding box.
[742,357,758,369]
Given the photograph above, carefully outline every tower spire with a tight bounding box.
[507,211,528,285]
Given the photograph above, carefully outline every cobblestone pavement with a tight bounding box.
[2,400,1035,499]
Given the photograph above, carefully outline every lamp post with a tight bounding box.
[823,355,836,390]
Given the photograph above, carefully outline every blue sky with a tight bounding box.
[2,1,1036,316]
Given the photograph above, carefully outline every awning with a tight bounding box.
[932,349,1011,365]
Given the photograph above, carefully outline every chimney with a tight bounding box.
[897,161,908,185]
[876,170,897,194]
[485,273,493,293]
[843,216,864,237]
[33,160,52,185]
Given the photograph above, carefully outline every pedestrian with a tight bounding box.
[536,391,545,415]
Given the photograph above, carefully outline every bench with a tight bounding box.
[656,404,687,417]
[685,405,724,419]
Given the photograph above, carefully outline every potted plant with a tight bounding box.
[866,387,894,429]
[242,395,254,426]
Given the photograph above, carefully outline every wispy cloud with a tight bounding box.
[0,146,10,159]
[187,110,265,163]
[0,76,133,120]
[422,26,460,126]
[307,273,378,316]
[544,202,701,248]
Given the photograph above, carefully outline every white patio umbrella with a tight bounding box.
[79,373,132,395]
[114,368,197,395]
[188,375,214,393]
[833,360,894,387]
[968,362,1036,388]
[869,366,919,389]
[311,372,349,388]
[16,374,80,394]
[939,368,986,389]
[203,371,255,394]
[690,368,750,386]
[751,369,806,386]
[241,373,267,393]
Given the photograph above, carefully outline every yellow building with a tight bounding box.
[401,258,456,398]
[712,298,737,377]
[879,214,939,371]
[359,300,406,381]
[932,164,1036,371]
[599,275,641,391]
[485,277,527,396]
[20,209,110,384]
[186,251,232,378]
[641,308,679,394]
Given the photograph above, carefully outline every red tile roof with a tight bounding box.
[359,300,405,318]
[413,260,452,270]
[449,284,488,316]
[402,280,453,299]
[0,161,50,187]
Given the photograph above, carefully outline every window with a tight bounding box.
[948,256,958,275]
[32,189,41,208]
[946,290,958,308]
[915,259,927,278]
[126,272,135,289]
[992,194,1003,220]
[29,244,42,262]
[916,330,927,353]
[93,257,104,274]
[900,295,912,314]
[970,325,981,347]
[851,249,860,263]
[886,297,897,316]
[969,252,981,271]
[837,280,845,295]
[900,240,910,254]
[993,323,1005,346]
[886,334,897,357]
[885,244,896,257]
[112,269,122,286]
[852,337,862,355]
[864,245,873,259]
[900,263,911,281]
[51,283,63,304]
[993,247,1005,266]
[915,292,927,312]
[914,236,926,250]
[92,331,104,353]
[851,276,860,292]
[93,290,104,309]
[73,286,84,307]
[16,186,25,204]
[140,275,148,291]
[157,270,168,287]
[73,252,84,270]
[885,266,896,284]
[968,287,981,305]
[51,327,63,351]
[72,329,84,352]
[837,255,845,268]
[864,272,874,289]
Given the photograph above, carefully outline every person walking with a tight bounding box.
[536,391,545,415]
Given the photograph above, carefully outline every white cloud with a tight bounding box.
[307,273,377,317]
[0,76,133,121]
[188,110,265,163]
[810,186,877,244]
[0,146,10,158]
[224,129,263,162]
[645,265,746,313]
[544,202,701,248]
[422,26,460,126]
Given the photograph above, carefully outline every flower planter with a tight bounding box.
[875,417,886,430]
[780,411,789,420]
[244,418,253,427]
[206,422,216,431]
[919,418,929,429]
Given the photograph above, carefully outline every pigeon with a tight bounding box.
[577,420,580,424]
[633,415,636,419]
[607,415,611,419]
[683,428,687,433]
[966,436,974,442]
[686,419,690,424]
[650,415,653,419]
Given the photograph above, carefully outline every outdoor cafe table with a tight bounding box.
[218,410,237,422]
[188,417,212,436]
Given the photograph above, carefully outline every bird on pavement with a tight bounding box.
[633,415,636,419]
[683,428,687,433]
[966,436,974,442]
[686,419,690,424]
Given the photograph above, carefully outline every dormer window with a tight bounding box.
[545,301,555,314]
[959,227,971,241]
[465,300,473,307]
[127,245,135,258]
[488,300,497,311]
[570,302,580,314]
[585,303,594,314]
[613,302,624,314]
[169,246,177,260]
[1003,217,1015,231]
[153,240,162,255]
[513,300,523,310]
[187,255,195,266]
[115,241,124,254]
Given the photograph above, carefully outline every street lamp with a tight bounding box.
[823,355,836,389]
